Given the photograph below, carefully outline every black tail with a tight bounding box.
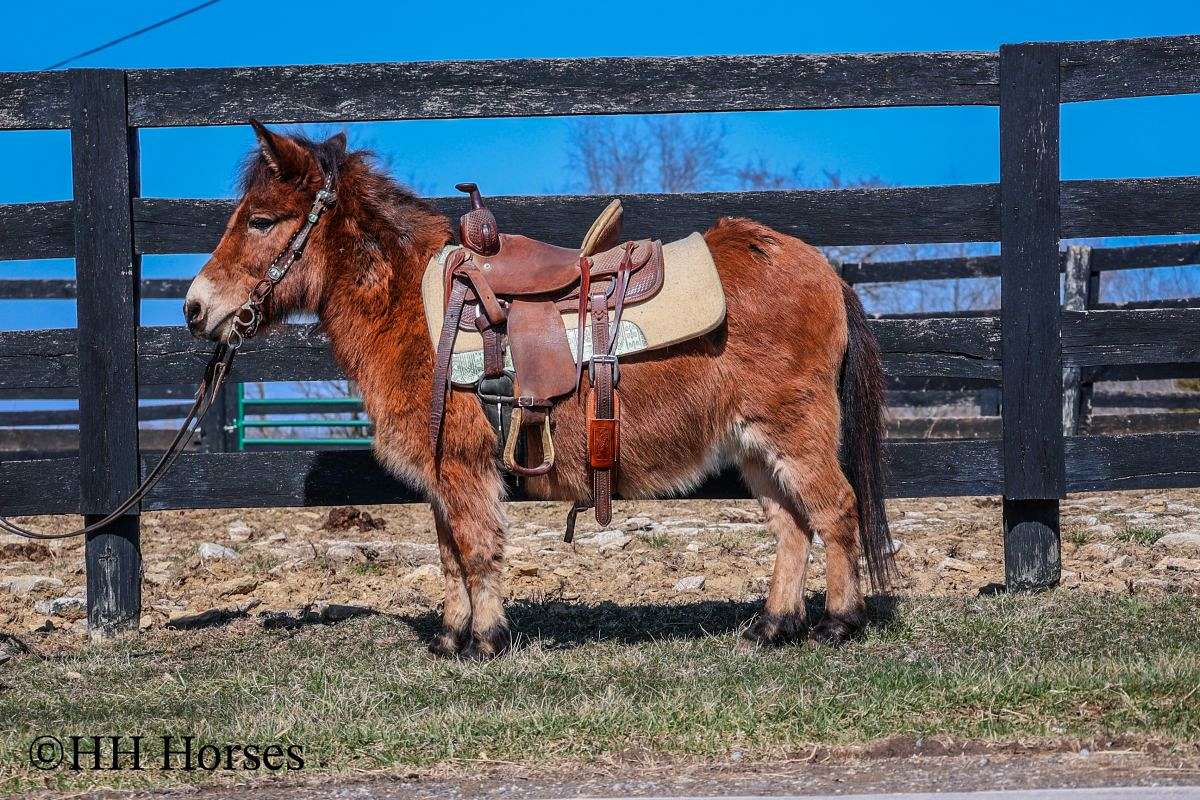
[838,284,894,593]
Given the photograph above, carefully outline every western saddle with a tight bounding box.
[430,183,665,533]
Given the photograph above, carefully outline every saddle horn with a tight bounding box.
[456,182,500,256]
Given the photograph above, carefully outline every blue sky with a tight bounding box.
[2,0,1199,331]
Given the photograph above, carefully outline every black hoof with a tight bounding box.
[740,612,806,648]
[428,626,469,658]
[810,609,867,646]
[461,624,512,660]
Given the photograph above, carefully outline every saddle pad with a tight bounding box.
[422,232,725,387]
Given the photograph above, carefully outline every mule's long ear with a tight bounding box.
[249,119,312,179]
[325,131,348,159]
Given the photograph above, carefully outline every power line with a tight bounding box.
[44,0,222,70]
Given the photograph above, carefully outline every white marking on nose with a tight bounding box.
[185,274,218,311]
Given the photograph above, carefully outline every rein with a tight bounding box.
[0,173,336,541]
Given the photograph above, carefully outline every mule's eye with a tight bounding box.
[248,215,276,232]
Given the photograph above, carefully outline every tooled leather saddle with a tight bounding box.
[430,183,665,532]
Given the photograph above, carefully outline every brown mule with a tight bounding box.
[184,124,894,658]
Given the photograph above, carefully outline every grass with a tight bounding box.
[640,531,673,548]
[2,591,1199,794]
[1116,525,1168,546]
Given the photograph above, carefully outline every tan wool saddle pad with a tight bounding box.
[422,232,726,387]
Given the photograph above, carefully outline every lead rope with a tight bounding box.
[0,343,235,541]
[0,173,337,541]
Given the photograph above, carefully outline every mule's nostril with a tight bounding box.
[184,299,202,326]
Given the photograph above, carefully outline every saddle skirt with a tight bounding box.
[422,232,725,386]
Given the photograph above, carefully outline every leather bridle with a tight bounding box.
[229,175,336,348]
[0,172,337,541]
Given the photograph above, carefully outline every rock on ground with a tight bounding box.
[0,575,64,596]
[403,564,442,584]
[198,542,241,561]
[581,530,632,551]
[213,575,259,597]
[1078,542,1116,560]
[1154,532,1200,557]
[227,520,253,542]
[320,539,438,565]
[938,557,976,574]
[34,596,86,617]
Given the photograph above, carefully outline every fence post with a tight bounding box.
[1062,245,1094,435]
[200,381,238,453]
[999,43,1064,591]
[222,382,240,451]
[69,69,142,637]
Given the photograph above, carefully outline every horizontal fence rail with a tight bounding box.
[6,176,1200,263]
[0,438,1005,516]
[126,52,1003,125]
[4,240,1199,300]
[4,429,1199,518]
[0,201,73,260]
[843,240,1200,285]
[2,178,1198,263]
[0,278,192,299]
[4,35,1199,131]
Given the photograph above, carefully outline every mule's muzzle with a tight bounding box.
[184,299,206,337]
[183,274,239,341]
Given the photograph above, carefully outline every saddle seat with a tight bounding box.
[467,234,582,296]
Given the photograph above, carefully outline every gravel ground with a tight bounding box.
[2,489,1200,645]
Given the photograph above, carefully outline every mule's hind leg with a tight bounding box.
[795,461,865,645]
[747,418,867,645]
[738,456,814,646]
[429,507,472,657]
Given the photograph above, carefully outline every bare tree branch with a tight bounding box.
[567,119,651,194]
[648,117,726,193]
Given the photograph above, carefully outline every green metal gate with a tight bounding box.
[234,385,373,449]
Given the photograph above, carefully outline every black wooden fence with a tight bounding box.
[2,36,1200,634]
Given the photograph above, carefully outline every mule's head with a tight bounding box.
[184,121,347,341]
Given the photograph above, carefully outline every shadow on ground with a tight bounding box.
[397,593,900,651]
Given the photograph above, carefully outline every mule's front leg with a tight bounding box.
[429,506,472,657]
[435,468,511,659]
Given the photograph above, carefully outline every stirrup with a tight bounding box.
[502,407,555,477]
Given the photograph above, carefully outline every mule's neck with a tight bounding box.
[315,174,451,416]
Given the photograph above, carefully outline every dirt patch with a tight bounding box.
[320,505,387,533]
[2,489,1199,644]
